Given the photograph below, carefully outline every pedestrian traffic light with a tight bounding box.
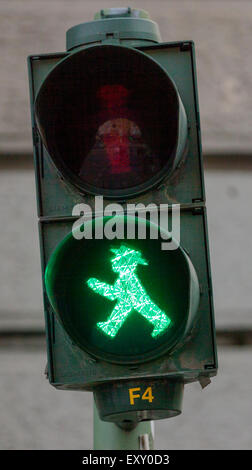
[44,216,200,366]
[28,7,217,425]
[34,43,187,199]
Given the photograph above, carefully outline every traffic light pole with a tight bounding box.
[93,400,154,450]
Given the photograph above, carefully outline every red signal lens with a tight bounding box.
[95,85,132,174]
[35,45,183,197]
[97,84,129,108]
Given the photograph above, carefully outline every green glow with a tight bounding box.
[87,245,171,338]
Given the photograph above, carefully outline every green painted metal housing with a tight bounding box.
[27,8,217,424]
[66,7,161,50]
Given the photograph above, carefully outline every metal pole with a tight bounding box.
[93,400,154,450]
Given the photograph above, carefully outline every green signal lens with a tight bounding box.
[45,216,199,364]
[87,244,172,338]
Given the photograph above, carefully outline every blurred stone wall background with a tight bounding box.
[0,0,252,450]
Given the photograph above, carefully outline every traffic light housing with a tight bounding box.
[28,7,217,424]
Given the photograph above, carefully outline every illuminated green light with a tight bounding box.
[44,216,200,364]
[87,245,171,338]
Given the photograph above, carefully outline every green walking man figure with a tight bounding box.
[87,245,171,338]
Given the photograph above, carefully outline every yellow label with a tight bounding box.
[129,386,154,405]
[142,386,154,403]
[129,387,141,405]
